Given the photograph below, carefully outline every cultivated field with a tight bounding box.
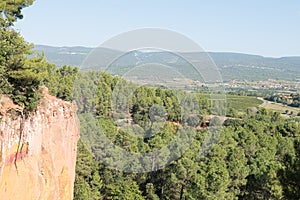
[226,95,264,110]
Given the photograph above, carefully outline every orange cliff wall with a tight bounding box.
[0,88,80,200]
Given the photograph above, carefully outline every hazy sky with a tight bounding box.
[15,0,300,57]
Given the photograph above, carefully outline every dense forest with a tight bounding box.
[73,72,300,200]
[1,1,300,200]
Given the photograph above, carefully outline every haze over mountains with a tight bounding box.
[35,45,300,81]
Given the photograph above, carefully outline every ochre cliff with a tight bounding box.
[0,88,80,200]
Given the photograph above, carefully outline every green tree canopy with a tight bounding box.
[0,0,34,27]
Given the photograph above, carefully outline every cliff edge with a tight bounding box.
[0,87,80,200]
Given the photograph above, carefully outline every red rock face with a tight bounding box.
[0,88,80,200]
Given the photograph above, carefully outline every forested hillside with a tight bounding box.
[73,71,300,200]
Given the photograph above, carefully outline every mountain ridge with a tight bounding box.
[34,45,300,81]
[35,44,300,59]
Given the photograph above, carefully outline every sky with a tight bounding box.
[15,0,300,57]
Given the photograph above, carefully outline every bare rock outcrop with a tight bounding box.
[0,88,80,200]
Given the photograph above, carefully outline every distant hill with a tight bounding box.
[34,45,92,67]
[207,52,300,81]
[34,45,300,81]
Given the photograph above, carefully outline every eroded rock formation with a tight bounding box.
[0,88,80,200]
